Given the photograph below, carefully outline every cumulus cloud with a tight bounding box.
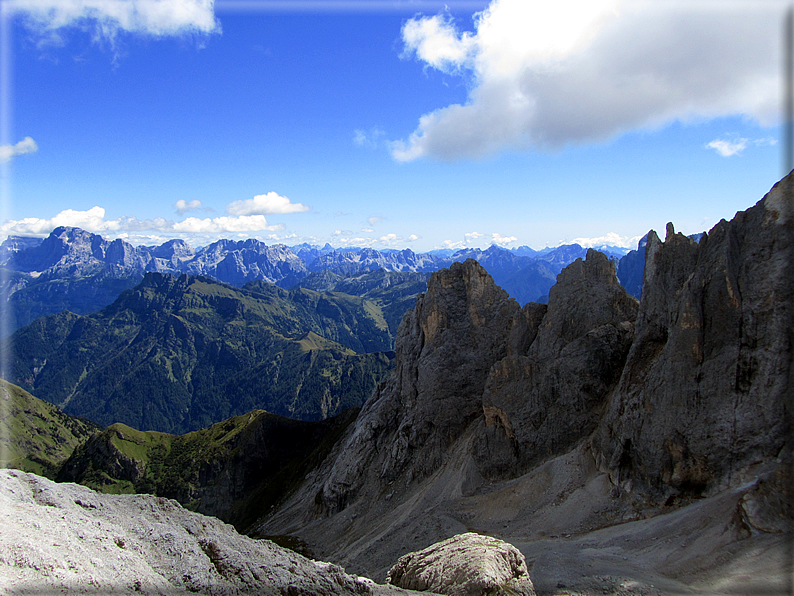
[8,0,219,42]
[490,232,517,246]
[1,206,283,239]
[175,199,203,215]
[706,136,777,157]
[379,233,402,245]
[393,0,783,161]
[437,239,467,250]
[401,13,476,73]
[464,231,484,243]
[367,216,385,226]
[226,192,309,216]
[0,137,38,163]
[569,232,643,250]
[407,234,420,242]
[172,215,283,233]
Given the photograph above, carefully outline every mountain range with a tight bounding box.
[0,226,640,335]
[254,175,792,586]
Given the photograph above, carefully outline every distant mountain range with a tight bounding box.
[0,226,640,335]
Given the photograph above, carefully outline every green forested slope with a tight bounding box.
[7,273,396,433]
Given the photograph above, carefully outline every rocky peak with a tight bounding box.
[594,177,793,497]
[537,248,638,354]
[259,176,791,584]
[475,250,638,479]
[315,259,521,513]
[145,239,196,266]
[0,235,43,266]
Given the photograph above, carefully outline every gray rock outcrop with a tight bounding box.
[475,249,638,479]
[386,533,535,596]
[593,177,793,497]
[0,468,416,595]
[315,259,521,514]
[259,173,793,586]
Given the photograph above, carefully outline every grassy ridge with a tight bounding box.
[0,379,99,478]
[58,407,359,531]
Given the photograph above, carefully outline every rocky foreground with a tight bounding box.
[0,467,544,595]
[0,468,415,595]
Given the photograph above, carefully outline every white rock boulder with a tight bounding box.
[386,532,535,596]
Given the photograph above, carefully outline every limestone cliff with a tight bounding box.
[475,249,637,479]
[259,174,792,587]
[315,259,521,514]
[0,468,419,595]
[593,177,793,497]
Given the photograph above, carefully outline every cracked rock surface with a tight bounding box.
[0,468,423,595]
[387,533,535,596]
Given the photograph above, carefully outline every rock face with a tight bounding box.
[593,178,793,497]
[0,468,414,596]
[386,533,535,596]
[309,252,638,516]
[475,249,638,479]
[315,259,521,514]
[183,238,309,287]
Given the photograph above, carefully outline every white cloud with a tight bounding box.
[464,231,484,243]
[1,206,283,239]
[706,138,747,157]
[332,236,378,248]
[568,232,643,249]
[175,199,202,215]
[379,233,401,245]
[1,206,113,236]
[400,12,476,73]
[707,135,777,156]
[367,216,384,226]
[173,215,283,233]
[361,227,375,233]
[226,192,309,216]
[491,232,517,246]
[8,0,219,41]
[437,239,467,250]
[0,137,38,163]
[393,0,783,161]
[407,234,420,242]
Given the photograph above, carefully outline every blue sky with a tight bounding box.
[0,0,787,252]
